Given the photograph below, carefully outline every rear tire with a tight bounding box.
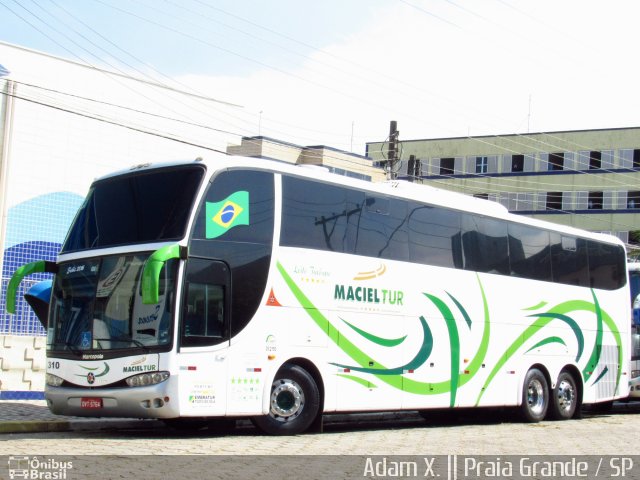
[520,368,548,422]
[549,371,578,420]
[252,363,320,435]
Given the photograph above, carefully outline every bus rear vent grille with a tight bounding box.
[595,345,619,400]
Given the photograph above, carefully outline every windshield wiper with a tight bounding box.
[64,341,82,357]
[100,322,150,352]
[112,335,150,353]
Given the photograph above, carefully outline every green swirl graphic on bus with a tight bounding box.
[277,261,621,407]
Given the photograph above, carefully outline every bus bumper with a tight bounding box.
[45,380,179,419]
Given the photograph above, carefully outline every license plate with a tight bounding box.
[80,397,103,409]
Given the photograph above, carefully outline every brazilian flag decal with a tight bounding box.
[205,191,250,239]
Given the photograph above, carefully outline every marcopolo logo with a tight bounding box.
[8,456,73,479]
[75,362,110,384]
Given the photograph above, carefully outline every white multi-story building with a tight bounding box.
[367,127,640,246]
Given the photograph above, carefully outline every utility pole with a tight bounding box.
[408,155,416,182]
[387,120,399,180]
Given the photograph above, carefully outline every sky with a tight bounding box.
[2,0,640,155]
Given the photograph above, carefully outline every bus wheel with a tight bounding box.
[549,371,578,420]
[520,368,548,422]
[252,364,320,435]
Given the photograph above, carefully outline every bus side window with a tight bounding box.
[182,281,226,347]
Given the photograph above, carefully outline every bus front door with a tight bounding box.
[177,258,230,417]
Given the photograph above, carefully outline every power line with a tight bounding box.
[3,0,640,193]
[46,0,397,147]
[0,80,382,175]
[0,1,237,107]
[4,0,630,160]
[1,0,254,141]
[48,0,241,107]
[10,79,240,137]
[1,87,228,154]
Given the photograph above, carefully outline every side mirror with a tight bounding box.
[24,280,52,329]
[141,244,187,304]
[6,260,57,314]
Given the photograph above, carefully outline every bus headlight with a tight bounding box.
[46,373,64,387]
[632,370,640,379]
[125,371,170,387]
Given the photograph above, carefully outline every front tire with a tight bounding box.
[549,371,578,420]
[252,364,320,435]
[520,368,548,422]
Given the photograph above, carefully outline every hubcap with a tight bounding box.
[269,379,305,422]
[556,379,575,413]
[527,378,545,416]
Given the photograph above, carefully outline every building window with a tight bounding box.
[546,192,563,211]
[628,191,640,209]
[475,156,488,174]
[588,191,603,210]
[440,158,455,175]
[589,151,601,170]
[511,154,524,172]
[548,152,564,171]
[634,149,640,169]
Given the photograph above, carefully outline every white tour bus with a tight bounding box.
[7,154,631,434]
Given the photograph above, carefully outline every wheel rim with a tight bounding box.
[527,378,545,416]
[556,378,575,413]
[269,378,305,422]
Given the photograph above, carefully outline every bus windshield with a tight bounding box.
[48,255,176,353]
[62,165,205,253]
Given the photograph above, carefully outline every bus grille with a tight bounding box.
[595,345,620,399]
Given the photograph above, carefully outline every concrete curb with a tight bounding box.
[2,402,639,435]
[0,412,414,435]
[0,419,161,434]
[0,420,71,434]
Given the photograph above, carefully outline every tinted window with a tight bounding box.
[355,195,408,260]
[508,224,552,281]
[192,170,274,244]
[551,234,589,286]
[408,203,462,268]
[280,175,626,291]
[588,241,626,290]
[190,170,274,338]
[462,214,509,275]
[49,255,176,353]
[181,258,229,348]
[63,166,205,252]
[281,176,363,253]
